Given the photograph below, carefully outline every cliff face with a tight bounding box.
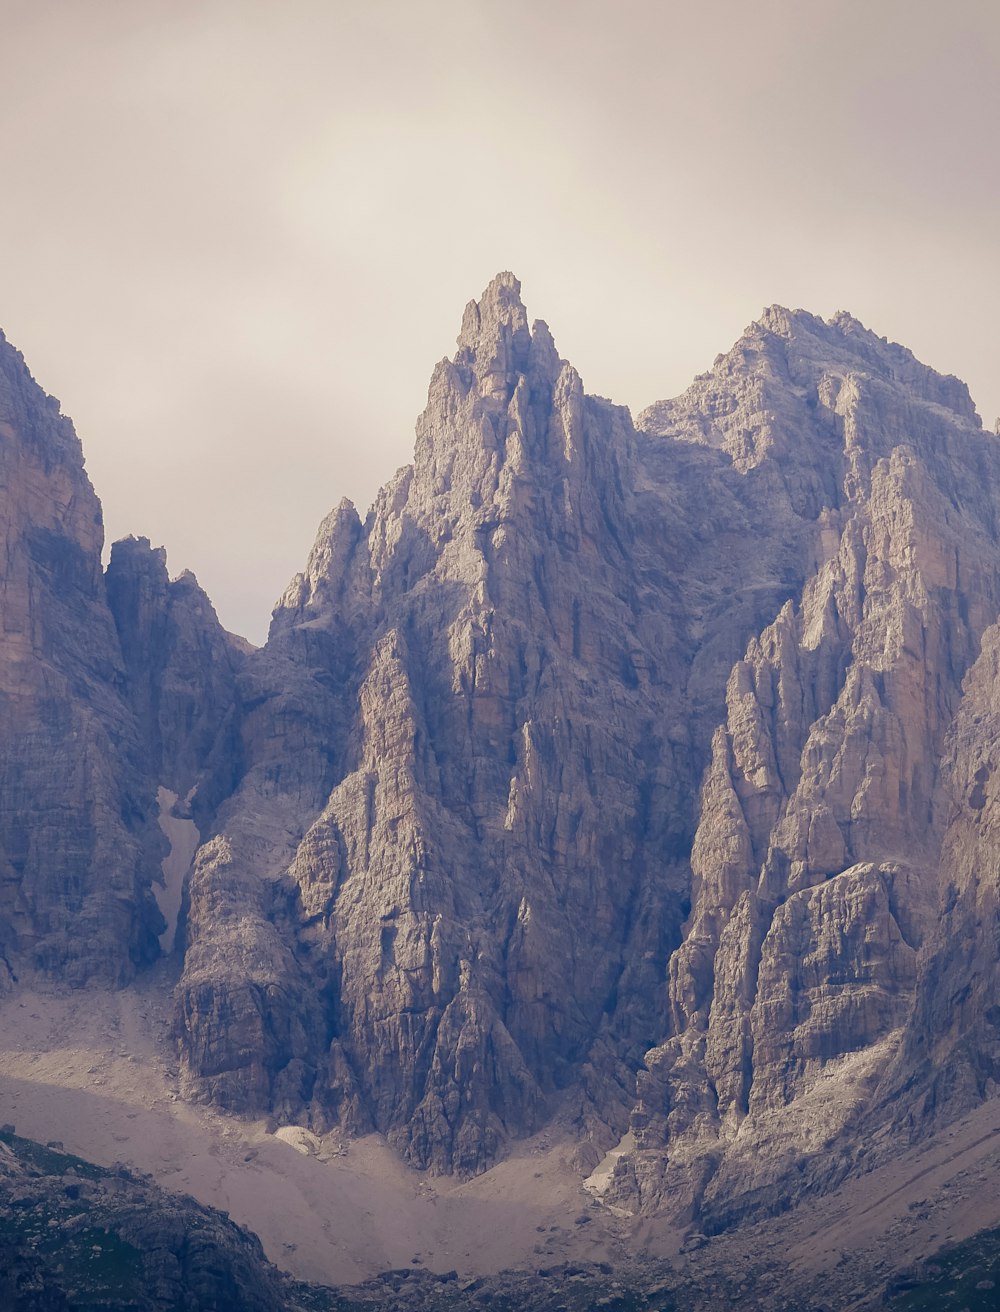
[6,279,1000,1222]
[0,333,242,990]
[608,308,1000,1225]
[175,279,1000,1190]
[177,275,702,1170]
[176,277,841,1173]
[0,332,160,987]
[879,620,1000,1136]
[105,536,246,826]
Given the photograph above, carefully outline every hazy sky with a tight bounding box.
[2,0,998,642]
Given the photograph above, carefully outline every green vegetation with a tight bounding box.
[0,1205,146,1309]
[886,1227,1000,1312]
[0,1130,148,1309]
[0,1126,108,1180]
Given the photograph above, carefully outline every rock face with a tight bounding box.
[175,279,1000,1197]
[0,1130,301,1311]
[0,333,160,988]
[6,278,1000,1227]
[176,278,840,1174]
[880,619,1000,1134]
[0,334,241,991]
[608,307,1000,1226]
[177,274,712,1171]
[105,536,246,826]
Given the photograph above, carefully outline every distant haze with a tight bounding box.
[2,0,997,643]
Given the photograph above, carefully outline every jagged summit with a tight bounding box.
[173,274,1000,1215]
[179,273,668,1175]
[762,304,977,418]
[0,324,86,476]
[456,270,528,350]
[430,271,566,424]
[0,330,157,988]
[641,300,981,474]
[7,273,1000,1281]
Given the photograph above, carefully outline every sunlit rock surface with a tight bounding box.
[7,280,1000,1232]
[609,306,1000,1224]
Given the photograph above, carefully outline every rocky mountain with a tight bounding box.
[175,274,846,1177]
[0,1128,305,1311]
[0,332,241,989]
[607,305,1000,1227]
[3,275,1000,1252]
[0,331,158,989]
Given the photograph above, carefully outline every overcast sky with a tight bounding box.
[1,0,998,642]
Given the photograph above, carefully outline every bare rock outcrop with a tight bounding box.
[176,281,1000,1191]
[609,307,1000,1226]
[8,277,1000,1224]
[0,332,246,992]
[872,620,1000,1138]
[177,276,976,1180]
[177,275,832,1172]
[177,276,693,1168]
[0,332,162,987]
[105,536,246,826]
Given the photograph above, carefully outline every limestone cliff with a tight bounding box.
[179,282,984,1184]
[7,280,1000,1222]
[0,333,244,990]
[0,331,161,987]
[875,620,1000,1140]
[608,307,1000,1226]
[178,275,704,1169]
[105,536,246,826]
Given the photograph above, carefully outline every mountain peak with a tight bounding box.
[750,304,888,353]
[754,303,823,337]
[454,272,531,390]
[12,274,1000,1290]
[827,307,868,333]
[456,271,526,348]
[739,303,978,420]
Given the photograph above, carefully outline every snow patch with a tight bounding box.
[154,786,198,954]
[583,1129,634,1216]
[273,1126,322,1157]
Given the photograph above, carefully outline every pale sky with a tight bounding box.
[1,0,997,643]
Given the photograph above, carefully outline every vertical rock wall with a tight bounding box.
[0,332,160,986]
[8,281,1000,1213]
[611,310,1000,1226]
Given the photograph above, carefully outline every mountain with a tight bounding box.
[0,1128,303,1311]
[0,331,161,989]
[605,305,1000,1226]
[175,274,846,1176]
[0,331,243,987]
[3,275,1000,1267]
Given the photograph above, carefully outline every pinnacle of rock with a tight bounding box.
[456,270,527,346]
[3,274,1000,1256]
